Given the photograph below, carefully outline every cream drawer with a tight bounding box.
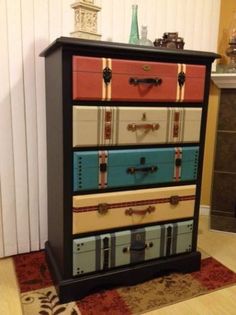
[73,106,202,147]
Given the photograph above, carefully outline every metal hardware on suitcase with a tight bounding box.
[73,219,193,276]
[73,106,202,147]
[73,146,199,192]
[73,185,195,234]
[72,56,206,102]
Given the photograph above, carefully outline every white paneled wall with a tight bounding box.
[0,0,220,257]
[99,0,220,52]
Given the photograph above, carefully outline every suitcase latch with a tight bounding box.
[169,195,180,205]
[175,158,182,167]
[103,67,112,85]
[100,163,107,172]
[178,71,186,87]
[97,203,109,214]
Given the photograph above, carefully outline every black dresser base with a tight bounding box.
[45,241,201,303]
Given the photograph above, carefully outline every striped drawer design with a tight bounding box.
[73,106,202,147]
[73,185,195,234]
[73,147,199,192]
[73,219,193,276]
[73,56,206,102]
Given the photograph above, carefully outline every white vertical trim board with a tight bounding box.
[7,0,30,254]
[145,0,158,43]
[0,0,18,257]
[100,0,113,41]
[34,0,49,250]
[49,0,62,41]
[62,0,74,36]
[0,0,220,257]
[21,0,39,253]
[112,0,125,43]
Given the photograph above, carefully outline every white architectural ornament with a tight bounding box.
[71,0,101,40]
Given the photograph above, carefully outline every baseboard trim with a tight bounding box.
[200,205,210,216]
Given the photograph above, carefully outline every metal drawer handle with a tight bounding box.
[127,166,158,174]
[127,123,160,132]
[129,77,162,86]
[125,205,155,216]
[97,203,109,214]
[169,195,180,205]
[123,242,154,253]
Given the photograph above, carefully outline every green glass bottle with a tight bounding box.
[129,4,139,44]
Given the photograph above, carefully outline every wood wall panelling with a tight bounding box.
[62,0,74,36]
[49,0,62,41]
[0,0,17,257]
[7,0,30,253]
[21,0,39,253]
[0,0,24,256]
[99,0,220,53]
[34,0,49,250]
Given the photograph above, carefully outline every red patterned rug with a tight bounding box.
[13,250,236,315]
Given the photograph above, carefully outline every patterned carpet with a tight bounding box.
[13,250,236,315]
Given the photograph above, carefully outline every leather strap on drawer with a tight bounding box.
[73,194,195,213]
[98,107,118,146]
[130,228,146,263]
[103,237,109,270]
[176,64,186,102]
[166,223,178,256]
[174,147,182,181]
[166,226,172,256]
[102,58,112,101]
[168,109,184,143]
[98,150,108,189]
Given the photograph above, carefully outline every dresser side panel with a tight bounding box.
[45,49,72,278]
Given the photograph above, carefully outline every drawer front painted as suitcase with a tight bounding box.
[73,106,202,147]
[73,147,199,192]
[73,185,195,234]
[73,56,206,102]
[73,219,193,276]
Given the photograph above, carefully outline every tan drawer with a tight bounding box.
[72,185,196,234]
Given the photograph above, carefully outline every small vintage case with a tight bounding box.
[72,56,206,102]
[73,147,199,192]
[73,185,195,234]
[72,219,193,276]
[73,106,202,147]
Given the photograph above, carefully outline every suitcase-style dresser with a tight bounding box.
[40,37,218,302]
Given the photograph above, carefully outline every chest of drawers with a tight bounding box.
[40,37,218,303]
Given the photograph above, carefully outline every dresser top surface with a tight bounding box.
[40,36,220,64]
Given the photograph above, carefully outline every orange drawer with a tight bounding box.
[72,56,206,102]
